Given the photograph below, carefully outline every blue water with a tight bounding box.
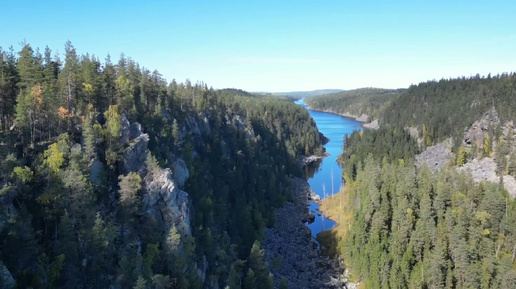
[294,98,363,239]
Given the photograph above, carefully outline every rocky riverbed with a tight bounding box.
[263,177,346,289]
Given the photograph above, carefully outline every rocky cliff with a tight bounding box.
[414,108,516,196]
[121,116,192,236]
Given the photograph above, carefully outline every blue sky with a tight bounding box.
[1,0,515,91]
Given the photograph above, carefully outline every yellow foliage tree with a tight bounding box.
[43,143,64,175]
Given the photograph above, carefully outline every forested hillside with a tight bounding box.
[319,74,516,288]
[304,88,402,121]
[272,89,344,99]
[0,42,323,288]
[382,74,516,149]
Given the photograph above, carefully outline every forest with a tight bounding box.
[0,42,324,288]
[304,88,402,121]
[318,74,516,288]
[382,74,516,150]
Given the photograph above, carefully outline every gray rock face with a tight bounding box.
[298,155,324,168]
[463,107,500,147]
[459,157,499,183]
[171,159,189,188]
[416,138,454,171]
[362,119,379,130]
[186,115,202,139]
[144,169,191,236]
[227,114,254,140]
[129,123,142,140]
[406,126,423,146]
[120,113,131,144]
[0,260,15,289]
[502,175,516,197]
[263,178,345,289]
[458,158,516,196]
[121,119,192,236]
[123,133,150,173]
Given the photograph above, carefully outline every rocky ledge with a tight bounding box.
[263,177,346,289]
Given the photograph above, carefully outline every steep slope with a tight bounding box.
[0,43,325,289]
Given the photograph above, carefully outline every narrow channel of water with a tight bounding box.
[294,98,363,239]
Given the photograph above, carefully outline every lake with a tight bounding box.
[294,98,363,239]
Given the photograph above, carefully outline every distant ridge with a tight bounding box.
[269,89,345,99]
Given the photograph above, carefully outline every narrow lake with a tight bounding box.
[294,98,363,240]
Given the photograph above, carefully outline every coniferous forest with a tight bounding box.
[304,88,402,121]
[2,41,516,289]
[0,42,324,288]
[318,73,516,288]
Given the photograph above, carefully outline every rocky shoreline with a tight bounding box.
[263,177,346,289]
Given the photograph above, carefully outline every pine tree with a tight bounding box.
[104,104,122,168]
[56,210,82,287]
[83,115,96,157]
[247,241,272,289]
[0,47,19,131]
[484,133,491,157]
[133,276,147,289]
[172,118,180,146]
[118,172,142,218]
[243,269,256,289]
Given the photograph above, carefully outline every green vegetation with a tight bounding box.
[272,89,344,100]
[0,42,323,288]
[305,88,402,121]
[321,127,516,288]
[318,74,516,288]
[382,74,516,149]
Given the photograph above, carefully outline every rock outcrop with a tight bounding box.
[298,155,324,168]
[143,169,191,235]
[458,158,516,196]
[459,158,499,183]
[263,178,345,289]
[362,119,379,130]
[123,132,150,174]
[171,159,189,187]
[463,107,500,147]
[122,119,192,236]
[416,138,454,171]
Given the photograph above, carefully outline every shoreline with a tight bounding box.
[305,106,380,130]
[263,177,345,289]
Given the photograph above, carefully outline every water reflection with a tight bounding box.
[304,158,323,180]
[294,98,363,241]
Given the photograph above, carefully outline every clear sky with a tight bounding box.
[1,0,515,92]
